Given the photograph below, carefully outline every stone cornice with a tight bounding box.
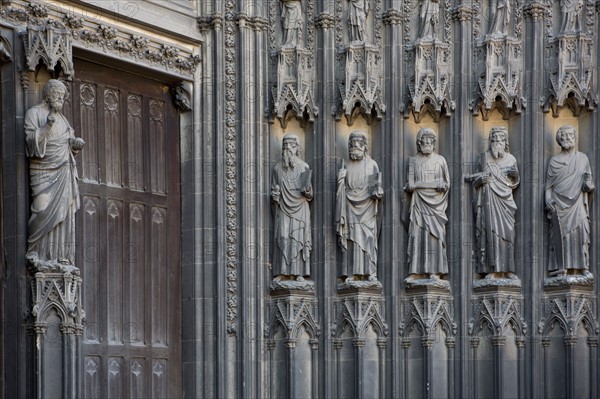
[382,9,402,25]
[314,12,335,29]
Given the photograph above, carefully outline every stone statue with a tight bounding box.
[489,0,511,36]
[418,0,439,41]
[336,131,383,283]
[25,79,85,271]
[560,0,582,33]
[348,0,369,43]
[281,0,303,47]
[271,134,313,286]
[545,126,594,278]
[466,127,519,280]
[404,128,449,281]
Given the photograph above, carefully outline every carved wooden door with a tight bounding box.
[68,59,181,398]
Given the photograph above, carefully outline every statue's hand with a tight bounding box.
[404,183,415,193]
[302,187,313,200]
[271,184,281,203]
[545,198,556,213]
[46,114,56,127]
[337,168,346,181]
[371,186,383,199]
[70,137,86,151]
[437,182,449,192]
[473,175,489,188]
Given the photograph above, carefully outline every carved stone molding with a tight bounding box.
[338,43,385,125]
[224,0,238,335]
[0,33,12,64]
[265,292,320,342]
[333,288,389,340]
[542,0,597,116]
[469,288,527,342]
[523,2,546,20]
[2,1,200,77]
[402,0,455,122]
[399,288,457,346]
[471,0,525,120]
[451,5,474,22]
[539,287,599,341]
[23,21,73,79]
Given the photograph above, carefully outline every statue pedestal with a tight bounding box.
[29,267,84,399]
[266,286,319,398]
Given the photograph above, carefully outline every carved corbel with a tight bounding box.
[171,82,192,113]
[333,291,388,340]
[0,34,11,64]
[23,21,74,79]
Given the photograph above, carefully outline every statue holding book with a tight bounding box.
[271,133,313,286]
[336,131,383,283]
[403,128,450,282]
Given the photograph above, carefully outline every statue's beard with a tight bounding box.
[420,144,433,155]
[491,143,505,158]
[283,149,299,170]
[49,100,63,112]
[349,148,365,160]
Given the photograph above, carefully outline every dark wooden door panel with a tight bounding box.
[70,59,181,398]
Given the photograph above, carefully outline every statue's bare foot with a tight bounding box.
[296,275,305,282]
[430,273,440,280]
[484,272,496,280]
[506,272,519,280]
[26,251,39,265]
[58,257,72,265]
[368,274,378,282]
[582,270,593,278]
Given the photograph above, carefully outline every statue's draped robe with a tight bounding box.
[475,151,519,273]
[407,153,449,274]
[419,0,439,39]
[546,151,592,272]
[271,161,312,277]
[348,0,368,41]
[336,156,380,277]
[489,0,510,35]
[281,1,302,45]
[25,104,80,263]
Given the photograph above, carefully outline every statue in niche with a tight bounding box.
[25,79,85,271]
[545,126,594,278]
[271,134,313,286]
[560,0,583,34]
[488,0,511,36]
[336,131,383,283]
[418,0,439,41]
[404,128,449,281]
[465,127,520,280]
[348,0,369,43]
[281,0,303,47]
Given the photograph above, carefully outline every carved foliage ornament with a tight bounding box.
[333,296,388,340]
[538,293,598,343]
[266,296,320,343]
[399,294,457,347]
[469,295,527,344]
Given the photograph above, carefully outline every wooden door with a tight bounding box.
[67,59,181,398]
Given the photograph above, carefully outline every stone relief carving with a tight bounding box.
[171,83,192,113]
[337,0,385,125]
[266,294,319,343]
[403,0,454,122]
[336,131,382,288]
[403,128,450,288]
[543,0,596,116]
[399,292,457,348]
[471,0,524,120]
[25,80,84,273]
[271,134,314,291]
[270,0,318,127]
[333,294,388,341]
[0,34,11,64]
[545,126,595,286]
[348,0,370,43]
[465,127,520,286]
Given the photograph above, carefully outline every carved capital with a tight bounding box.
[353,338,366,348]
[541,337,551,347]
[333,339,343,350]
[421,337,435,348]
[23,22,73,79]
[376,338,388,348]
[491,336,506,347]
[382,9,402,25]
[516,336,526,348]
[250,16,269,32]
[523,2,546,20]
[564,336,578,347]
[285,338,297,349]
[445,337,456,348]
[314,12,336,29]
[470,337,481,348]
[587,337,599,348]
[266,340,276,351]
[198,13,224,31]
[451,5,474,22]
[401,338,411,349]
[309,339,319,350]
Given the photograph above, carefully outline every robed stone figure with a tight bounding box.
[418,0,439,41]
[281,0,303,47]
[404,128,449,280]
[271,134,313,282]
[348,0,369,43]
[336,131,383,282]
[468,127,519,279]
[545,126,594,277]
[25,79,85,268]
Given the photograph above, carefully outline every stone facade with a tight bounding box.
[0,0,600,398]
